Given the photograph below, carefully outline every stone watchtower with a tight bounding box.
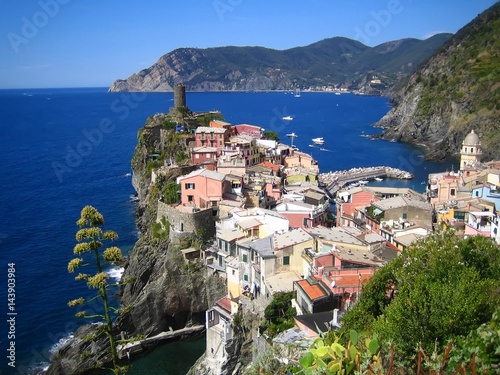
[460,129,482,170]
[174,83,186,109]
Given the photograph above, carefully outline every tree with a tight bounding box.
[67,206,126,374]
[340,231,500,368]
[264,131,280,142]
[161,182,180,204]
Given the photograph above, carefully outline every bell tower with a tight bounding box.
[460,130,482,170]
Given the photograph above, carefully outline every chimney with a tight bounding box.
[332,308,339,328]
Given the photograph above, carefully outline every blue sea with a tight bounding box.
[0,88,457,374]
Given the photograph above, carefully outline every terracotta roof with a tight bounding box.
[258,161,281,173]
[329,275,365,288]
[296,279,329,301]
[216,296,232,313]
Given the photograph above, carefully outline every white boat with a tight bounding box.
[359,180,369,185]
[374,177,384,181]
[286,132,297,137]
[282,115,293,121]
[294,89,301,98]
[312,137,324,145]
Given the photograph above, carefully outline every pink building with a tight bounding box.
[191,146,218,165]
[275,200,327,228]
[336,186,379,227]
[233,124,264,139]
[195,126,228,153]
[177,168,232,209]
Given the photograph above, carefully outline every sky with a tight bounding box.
[0,0,497,89]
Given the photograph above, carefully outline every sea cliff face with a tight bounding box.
[46,113,226,375]
[375,3,500,161]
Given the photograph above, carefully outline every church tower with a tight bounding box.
[460,129,482,170]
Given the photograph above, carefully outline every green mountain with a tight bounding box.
[109,34,451,94]
[376,2,500,161]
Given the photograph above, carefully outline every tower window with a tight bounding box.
[470,148,474,153]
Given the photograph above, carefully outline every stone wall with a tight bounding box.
[157,201,216,242]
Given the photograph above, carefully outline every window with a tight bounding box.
[283,256,290,266]
[450,188,456,196]
[402,213,407,219]
[187,195,194,202]
[244,274,248,281]
[232,269,235,275]
[212,200,218,207]
[470,148,474,153]
[185,183,195,189]
[303,218,308,227]
[243,254,248,263]
[206,153,210,158]
[219,141,222,146]
[195,154,199,159]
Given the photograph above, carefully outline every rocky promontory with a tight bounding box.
[45,111,227,374]
[109,34,451,95]
[374,2,499,161]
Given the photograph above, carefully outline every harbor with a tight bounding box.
[319,166,414,196]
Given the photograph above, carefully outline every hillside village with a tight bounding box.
[139,85,500,373]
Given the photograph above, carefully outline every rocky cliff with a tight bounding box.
[375,3,500,161]
[46,111,226,374]
[109,35,451,95]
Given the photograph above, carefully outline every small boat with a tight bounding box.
[374,177,384,181]
[320,148,328,151]
[335,92,341,96]
[359,180,369,185]
[286,132,298,137]
[312,137,325,145]
[294,89,301,98]
[282,115,293,121]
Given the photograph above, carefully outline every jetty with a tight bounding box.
[319,166,414,196]
[117,324,205,359]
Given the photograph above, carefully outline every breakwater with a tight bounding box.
[319,166,414,196]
